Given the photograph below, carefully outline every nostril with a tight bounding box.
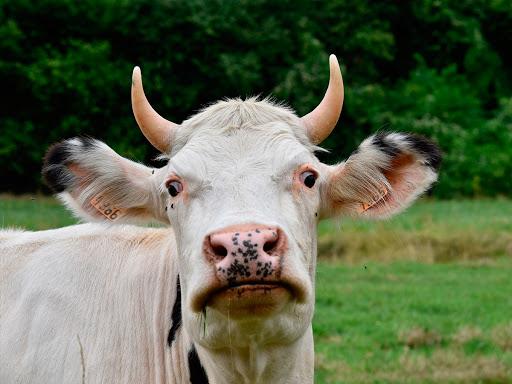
[263,239,278,254]
[212,244,228,258]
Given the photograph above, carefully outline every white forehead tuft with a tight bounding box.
[166,97,320,156]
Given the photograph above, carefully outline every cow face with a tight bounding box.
[42,56,441,349]
[160,105,322,346]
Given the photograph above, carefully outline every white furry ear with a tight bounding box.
[321,132,442,219]
[42,137,169,224]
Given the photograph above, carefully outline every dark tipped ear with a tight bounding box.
[42,137,169,224]
[321,132,442,219]
[43,137,95,193]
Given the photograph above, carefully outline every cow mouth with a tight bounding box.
[196,281,295,317]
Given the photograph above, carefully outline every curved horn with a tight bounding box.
[301,54,344,144]
[131,66,177,152]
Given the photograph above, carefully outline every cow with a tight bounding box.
[0,55,441,383]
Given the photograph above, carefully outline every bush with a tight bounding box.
[0,0,510,196]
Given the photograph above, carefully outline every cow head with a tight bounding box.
[42,55,441,350]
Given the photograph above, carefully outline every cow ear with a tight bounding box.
[321,133,441,219]
[42,137,169,224]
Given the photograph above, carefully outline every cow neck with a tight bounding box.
[193,327,314,384]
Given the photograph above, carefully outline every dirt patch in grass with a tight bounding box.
[399,327,442,349]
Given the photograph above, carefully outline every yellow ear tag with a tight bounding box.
[360,186,389,212]
[90,194,127,221]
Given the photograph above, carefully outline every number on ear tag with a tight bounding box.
[90,194,127,221]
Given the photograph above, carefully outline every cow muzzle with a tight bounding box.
[200,224,293,317]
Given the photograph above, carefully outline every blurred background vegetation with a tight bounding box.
[1,0,511,197]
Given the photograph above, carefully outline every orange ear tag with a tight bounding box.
[360,185,389,213]
[90,194,127,221]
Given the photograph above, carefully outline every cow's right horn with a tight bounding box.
[131,67,177,153]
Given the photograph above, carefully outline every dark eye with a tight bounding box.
[300,171,317,188]
[167,180,183,197]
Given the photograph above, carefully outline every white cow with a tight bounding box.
[0,55,441,383]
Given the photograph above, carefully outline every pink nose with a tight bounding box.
[204,224,287,285]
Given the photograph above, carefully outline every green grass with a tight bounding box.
[314,261,512,383]
[1,196,511,382]
[0,194,77,230]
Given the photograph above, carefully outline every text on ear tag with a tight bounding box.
[360,185,389,212]
[90,194,127,221]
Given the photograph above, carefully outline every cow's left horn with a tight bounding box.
[301,55,344,144]
[131,67,177,153]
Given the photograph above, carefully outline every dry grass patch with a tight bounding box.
[323,334,343,345]
[492,323,512,351]
[393,349,511,383]
[451,325,483,346]
[317,349,511,383]
[318,230,512,262]
[315,352,352,381]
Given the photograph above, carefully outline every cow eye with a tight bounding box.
[300,171,317,188]
[167,180,183,197]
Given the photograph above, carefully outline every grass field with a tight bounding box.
[1,195,511,383]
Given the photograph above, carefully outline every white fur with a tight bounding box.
[0,225,181,383]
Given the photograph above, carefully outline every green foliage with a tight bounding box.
[0,0,510,196]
